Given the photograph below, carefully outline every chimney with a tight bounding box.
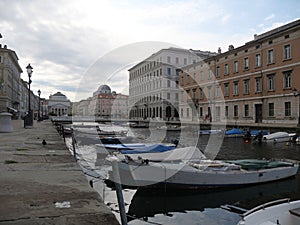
[228,45,234,51]
[218,47,221,54]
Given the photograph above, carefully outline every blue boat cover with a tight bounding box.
[121,144,175,154]
[250,130,269,136]
[225,128,243,135]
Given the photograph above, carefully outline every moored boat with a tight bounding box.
[238,198,300,225]
[109,158,299,188]
[198,129,223,135]
[262,132,293,143]
[225,128,244,138]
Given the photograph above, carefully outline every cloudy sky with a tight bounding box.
[1,0,299,102]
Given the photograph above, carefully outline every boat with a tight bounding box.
[96,142,176,154]
[262,132,294,143]
[225,128,244,138]
[237,198,300,225]
[114,146,206,162]
[198,129,223,135]
[109,158,299,188]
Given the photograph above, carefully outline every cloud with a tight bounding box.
[264,14,275,21]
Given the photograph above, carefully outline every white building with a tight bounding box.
[128,47,216,121]
[48,92,71,116]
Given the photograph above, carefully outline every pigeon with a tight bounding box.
[42,139,47,145]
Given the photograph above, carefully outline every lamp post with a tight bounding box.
[24,64,33,128]
[292,88,300,126]
[37,89,41,121]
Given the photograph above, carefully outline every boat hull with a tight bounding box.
[115,160,299,188]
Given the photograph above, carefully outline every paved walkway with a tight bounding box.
[0,120,119,225]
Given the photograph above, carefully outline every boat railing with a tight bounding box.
[241,198,290,219]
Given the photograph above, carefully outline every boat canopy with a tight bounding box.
[225,128,243,135]
[121,144,176,154]
[226,159,294,170]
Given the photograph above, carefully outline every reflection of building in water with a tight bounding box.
[128,47,216,121]
[73,84,128,118]
[48,92,71,116]
[179,19,300,127]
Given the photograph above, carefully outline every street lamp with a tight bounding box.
[292,88,300,127]
[24,64,33,128]
[37,89,41,121]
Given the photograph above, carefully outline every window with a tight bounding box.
[233,81,239,96]
[284,102,291,116]
[167,80,171,87]
[175,93,178,101]
[283,70,292,89]
[200,88,204,99]
[255,77,262,93]
[200,71,204,81]
[184,58,187,65]
[234,61,238,73]
[243,57,249,70]
[207,86,211,98]
[208,69,212,79]
[186,75,190,84]
[176,57,179,64]
[244,79,250,94]
[224,64,229,75]
[167,56,171,63]
[267,74,275,91]
[167,67,171,75]
[268,49,274,64]
[167,92,170,100]
[192,89,196,100]
[284,44,291,60]
[215,85,220,97]
[234,105,238,117]
[186,108,190,117]
[268,103,274,117]
[199,107,203,117]
[244,104,249,117]
[216,66,220,77]
[224,83,229,97]
[255,54,261,67]
[193,73,196,83]
[225,106,229,117]
[181,108,183,117]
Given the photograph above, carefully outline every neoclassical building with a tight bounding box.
[48,92,71,116]
[128,47,216,121]
[179,19,300,128]
[73,84,128,119]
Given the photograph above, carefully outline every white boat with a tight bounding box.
[238,198,300,225]
[114,146,206,162]
[111,158,299,188]
[198,129,223,135]
[262,132,294,143]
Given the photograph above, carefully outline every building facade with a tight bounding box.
[128,47,216,121]
[179,19,300,127]
[73,84,128,119]
[0,44,23,118]
[48,92,71,116]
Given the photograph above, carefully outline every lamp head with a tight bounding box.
[38,89,41,96]
[26,64,33,77]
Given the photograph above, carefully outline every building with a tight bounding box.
[128,47,216,121]
[0,44,23,118]
[179,19,300,127]
[89,84,128,118]
[48,92,71,116]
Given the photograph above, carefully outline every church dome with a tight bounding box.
[97,84,111,94]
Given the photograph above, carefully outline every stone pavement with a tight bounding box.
[0,120,119,225]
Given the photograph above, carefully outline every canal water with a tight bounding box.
[67,126,300,225]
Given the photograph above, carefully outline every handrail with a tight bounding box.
[241,198,290,218]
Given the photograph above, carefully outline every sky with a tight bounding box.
[0,0,299,102]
